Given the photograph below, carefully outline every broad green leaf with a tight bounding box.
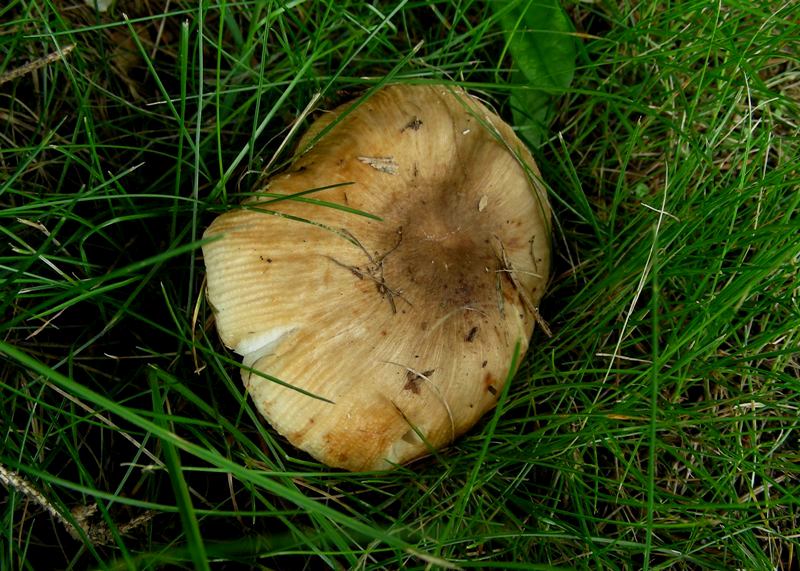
[494,0,578,146]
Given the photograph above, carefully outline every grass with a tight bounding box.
[1,0,799,568]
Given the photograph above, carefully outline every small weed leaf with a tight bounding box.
[494,0,578,146]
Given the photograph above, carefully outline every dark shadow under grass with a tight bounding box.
[1,0,799,569]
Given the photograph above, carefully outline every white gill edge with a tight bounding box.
[236,327,297,370]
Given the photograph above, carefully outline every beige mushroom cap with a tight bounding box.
[203,84,551,471]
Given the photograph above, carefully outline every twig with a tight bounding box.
[327,227,408,313]
[0,45,75,87]
[0,467,159,545]
[0,464,81,540]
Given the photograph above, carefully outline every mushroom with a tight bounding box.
[202,84,551,471]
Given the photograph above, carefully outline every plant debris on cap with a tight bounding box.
[203,84,552,471]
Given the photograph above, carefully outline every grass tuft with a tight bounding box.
[1,0,798,568]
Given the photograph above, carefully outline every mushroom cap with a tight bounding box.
[203,84,551,471]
